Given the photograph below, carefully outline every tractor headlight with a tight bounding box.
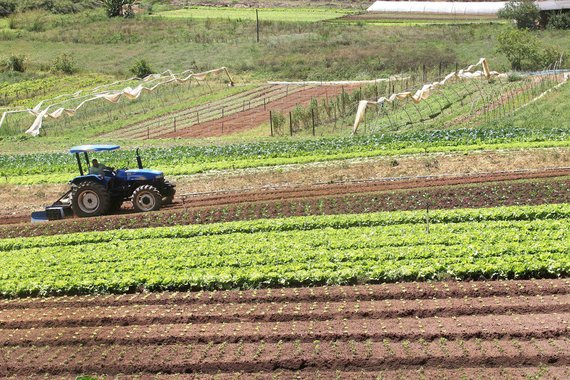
[155,174,164,180]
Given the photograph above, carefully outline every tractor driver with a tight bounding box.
[89,159,106,176]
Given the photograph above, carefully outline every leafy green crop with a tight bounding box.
[0,126,568,184]
[0,204,568,297]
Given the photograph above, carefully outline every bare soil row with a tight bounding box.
[0,278,568,377]
[1,170,568,238]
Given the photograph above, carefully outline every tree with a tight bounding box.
[497,0,541,29]
[497,29,563,70]
[103,0,134,18]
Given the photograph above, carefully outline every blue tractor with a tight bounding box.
[32,145,175,221]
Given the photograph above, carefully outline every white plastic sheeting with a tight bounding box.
[352,58,505,134]
[0,67,234,137]
[367,1,570,15]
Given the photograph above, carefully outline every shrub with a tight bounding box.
[547,12,570,30]
[497,0,540,30]
[130,58,153,78]
[3,55,26,72]
[103,0,134,18]
[51,53,76,74]
[0,0,16,17]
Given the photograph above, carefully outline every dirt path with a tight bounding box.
[1,278,568,377]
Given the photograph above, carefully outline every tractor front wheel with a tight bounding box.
[71,181,111,217]
[132,185,162,212]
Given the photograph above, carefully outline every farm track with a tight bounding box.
[1,278,568,377]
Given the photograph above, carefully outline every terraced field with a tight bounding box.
[1,279,568,377]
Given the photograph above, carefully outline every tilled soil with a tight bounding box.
[159,84,361,138]
[1,169,568,238]
[1,278,568,378]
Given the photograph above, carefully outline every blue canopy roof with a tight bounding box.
[69,145,120,153]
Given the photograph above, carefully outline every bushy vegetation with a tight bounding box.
[497,0,540,30]
[547,12,570,30]
[103,0,133,18]
[2,54,26,72]
[496,29,564,70]
[50,52,76,74]
[0,0,101,17]
[130,58,153,78]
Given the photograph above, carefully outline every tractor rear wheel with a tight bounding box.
[71,181,111,217]
[132,185,162,212]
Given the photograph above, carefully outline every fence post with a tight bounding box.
[147,126,150,139]
[289,111,293,137]
[311,108,315,137]
[197,111,200,124]
[333,106,337,131]
[263,98,266,110]
[269,111,273,136]
[174,117,177,132]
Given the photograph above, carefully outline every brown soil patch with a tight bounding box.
[1,171,568,238]
[1,278,568,377]
[159,84,360,138]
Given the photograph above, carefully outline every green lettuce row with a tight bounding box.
[0,204,568,297]
[0,204,568,252]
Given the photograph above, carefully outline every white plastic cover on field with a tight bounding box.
[0,67,234,137]
[367,1,570,15]
[352,58,505,134]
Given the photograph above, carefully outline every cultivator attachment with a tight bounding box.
[31,190,73,223]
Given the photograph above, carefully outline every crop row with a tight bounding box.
[2,176,567,239]
[0,126,569,184]
[0,204,568,297]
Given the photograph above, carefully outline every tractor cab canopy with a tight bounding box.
[70,145,120,176]
[70,145,120,153]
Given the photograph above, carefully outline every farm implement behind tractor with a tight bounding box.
[31,145,175,222]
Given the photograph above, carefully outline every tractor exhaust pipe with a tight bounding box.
[136,148,143,169]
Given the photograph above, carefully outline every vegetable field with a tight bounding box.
[1,278,568,377]
[1,204,568,297]
[2,3,570,378]
[1,126,569,185]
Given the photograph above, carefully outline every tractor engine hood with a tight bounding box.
[123,169,164,181]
